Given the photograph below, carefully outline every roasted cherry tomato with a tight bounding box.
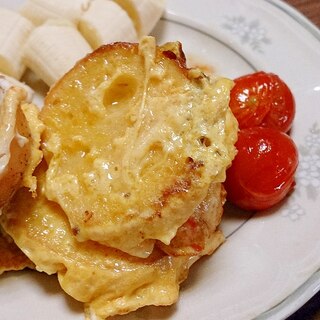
[224,127,298,211]
[230,71,295,133]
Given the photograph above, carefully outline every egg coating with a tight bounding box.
[40,37,237,257]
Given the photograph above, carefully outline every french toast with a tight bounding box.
[40,36,238,257]
[0,161,227,318]
[1,37,238,318]
[0,163,195,318]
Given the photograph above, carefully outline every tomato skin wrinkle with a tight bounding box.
[230,71,295,132]
[224,127,298,211]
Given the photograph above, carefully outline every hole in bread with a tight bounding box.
[103,74,138,107]
[199,136,211,147]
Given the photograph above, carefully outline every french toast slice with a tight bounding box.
[1,37,238,318]
[0,162,196,318]
[40,36,238,257]
[0,161,219,318]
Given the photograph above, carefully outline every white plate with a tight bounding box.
[1,0,320,319]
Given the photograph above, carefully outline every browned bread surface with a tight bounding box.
[40,37,237,257]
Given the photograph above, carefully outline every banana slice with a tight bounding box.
[0,8,34,79]
[78,0,138,49]
[23,20,92,87]
[113,0,165,37]
[19,0,91,26]
[0,73,34,102]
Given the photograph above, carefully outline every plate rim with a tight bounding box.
[243,1,320,318]
[1,0,320,319]
[164,0,320,319]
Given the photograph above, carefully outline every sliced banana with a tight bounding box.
[78,0,138,49]
[0,8,34,79]
[19,0,92,26]
[113,0,166,37]
[0,73,34,103]
[23,20,92,87]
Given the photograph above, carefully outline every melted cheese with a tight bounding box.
[40,37,238,257]
[0,166,195,319]
[0,37,238,319]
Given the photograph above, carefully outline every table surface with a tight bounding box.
[286,0,320,27]
[282,1,320,320]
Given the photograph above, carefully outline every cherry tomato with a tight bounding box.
[230,71,295,132]
[224,127,298,211]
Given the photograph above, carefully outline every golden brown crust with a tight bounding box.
[45,42,139,101]
[46,41,192,101]
[40,37,237,258]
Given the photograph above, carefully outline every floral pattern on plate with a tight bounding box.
[222,16,271,53]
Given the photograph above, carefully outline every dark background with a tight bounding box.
[287,0,320,27]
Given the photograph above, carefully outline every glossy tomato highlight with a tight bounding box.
[230,71,295,132]
[224,127,298,211]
